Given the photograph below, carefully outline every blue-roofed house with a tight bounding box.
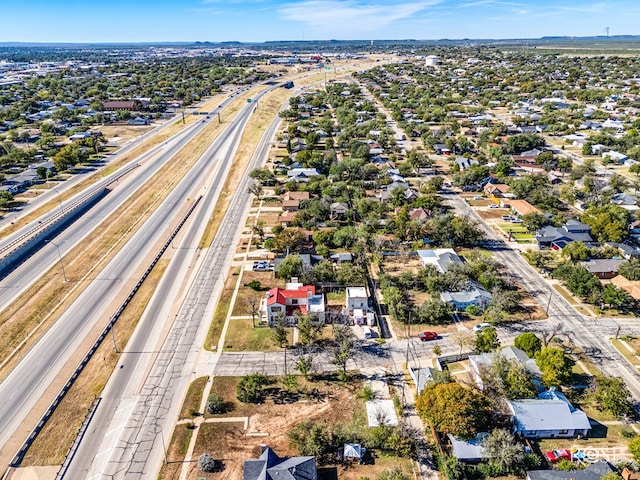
[244,447,317,480]
[508,388,591,439]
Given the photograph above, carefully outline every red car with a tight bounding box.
[418,331,438,341]
[545,449,571,462]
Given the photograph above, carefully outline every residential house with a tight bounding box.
[282,199,301,212]
[440,285,491,310]
[448,433,489,463]
[526,460,616,480]
[329,252,353,264]
[611,275,640,300]
[579,258,626,279]
[484,183,511,199]
[469,346,541,390]
[417,248,463,273]
[263,279,325,326]
[602,150,628,164]
[330,202,349,219]
[508,388,591,439]
[128,116,149,125]
[611,192,638,211]
[244,447,317,480]
[287,168,320,183]
[409,207,431,222]
[410,366,435,394]
[535,220,593,250]
[606,242,640,259]
[434,143,451,155]
[283,191,310,202]
[103,100,137,111]
[508,200,541,217]
[455,157,479,170]
[344,287,373,325]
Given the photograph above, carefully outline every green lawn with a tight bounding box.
[223,318,293,351]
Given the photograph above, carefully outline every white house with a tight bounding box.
[263,280,325,326]
[440,285,491,310]
[417,249,462,273]
[508,388,591,439]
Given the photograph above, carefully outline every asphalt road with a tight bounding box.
[64,88,277,479]
[0,92,248,463]
[443,190,640,398]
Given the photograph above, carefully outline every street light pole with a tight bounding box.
[47,240,68,282]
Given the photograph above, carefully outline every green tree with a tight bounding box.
[618,259,640,281]
[482,428,525,475]
[475,327,500,353]
[582,204,630,243]
[287,419,330,457]
[629,436,640,462]
[236,374,269,403]
[416,382,492,439]
[273,315,289,348]
[514,332,542,358]
[296,313,321,347]
[275,253,304,279]
[295,355,313,380]
[535,347,573,388]
[561,241,590,262]
[592,375,635,419]
[522,213,547,233]
[205,393,226,414]
[332,325,356,381]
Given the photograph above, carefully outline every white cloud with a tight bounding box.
[279,0,441,32]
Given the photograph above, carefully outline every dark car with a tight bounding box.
[418,331,438,341]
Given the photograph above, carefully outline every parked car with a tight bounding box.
[489,204,499,208]
[418,331,438,341]
[501,215,513,221]
[473,323,491,332]
[545,449,571,462]
[252,261,270,272]
[510,218,523,223]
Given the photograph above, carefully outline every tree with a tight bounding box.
[535,347,573,388]
[273,315,289,348]
[417,299,453,324]
[475,327,500,353]
[295,355,313,380]
[248,181,264,199]
[332,325,356,381]
[561,241,590,262]
[482,428,524,475]
[522,213,547,233]
[249,167,276,185]
[416,382,492,439]
[592,375,635,419]
[236,373,269,403]
[451,329,476,355]
[582,204,630,243]
[36,166,48,180]
[602,284,632,309]
[490,355,537,400]
[514,332,542,358]
[287,419,330,457]
[618,259,640,281]
[275,253,304,279]
[629,436,640,462]
[296,313,320,347]
[205,393,226,414]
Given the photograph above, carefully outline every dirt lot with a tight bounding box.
[160,375,401,480]
[95,124,155,144]
[475,207,511,221]
[381,254,423,275]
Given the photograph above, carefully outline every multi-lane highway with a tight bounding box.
[0,86,270,469]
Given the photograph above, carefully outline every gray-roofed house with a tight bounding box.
[508,388,591,439]
[409,366,435,394]
[469,346,541,390]
[526,460,616,480]
[417,248,463,273]
[579,258,627,279]
[535,220,592,250]
[244,447,317,480]
[606,242,640,260]
[448,433,489,463]
[287,168,320,183]
[455,157,479,170]
[440,285,491,310]
[611,192,638,211]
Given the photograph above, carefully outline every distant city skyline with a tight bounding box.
[2,0,639,44]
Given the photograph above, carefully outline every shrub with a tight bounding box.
[247,280,262,291]
[198,453,219,473]
[205,393,226,414]
[236,374,269,403]
[355,386,375,401]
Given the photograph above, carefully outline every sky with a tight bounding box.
[2,0,639,44]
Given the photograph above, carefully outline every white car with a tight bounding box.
[473,322,492,332]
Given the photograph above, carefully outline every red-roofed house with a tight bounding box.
[264,280,325,326]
